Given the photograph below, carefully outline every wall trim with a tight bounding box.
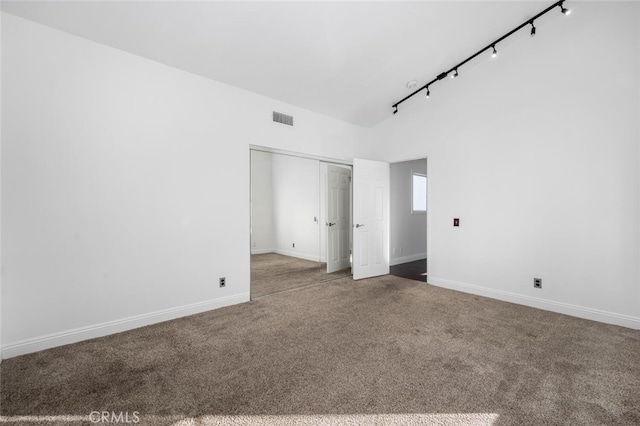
[251,248,276,255]
[250,249,326,263]
[428,276,640,330]
[1,292,250,360]
[275,248,321,263]
[250,144,352,166]
[390,253,426,267]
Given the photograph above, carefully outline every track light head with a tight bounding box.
[393,105,398,114]
[491,45,497,58]
[559,2,571,15]
[426,87,430,98]
[530,21,536,36]
[451,68,459,79]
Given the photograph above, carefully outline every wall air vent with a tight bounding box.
[273,111,294,126]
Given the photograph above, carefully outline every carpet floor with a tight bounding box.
[251,253,350,299]
[1,275,639,426]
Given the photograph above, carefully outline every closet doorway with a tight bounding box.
[250,147,353,299]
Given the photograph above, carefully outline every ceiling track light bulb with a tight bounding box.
[491,45,497,58]
[560,2,571,15]
[530,22,536,36]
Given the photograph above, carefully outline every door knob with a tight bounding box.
[355,224,365,228]
[328,222,336,227]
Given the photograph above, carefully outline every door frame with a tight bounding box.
[249,145,353,167]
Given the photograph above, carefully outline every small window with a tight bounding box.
[412,173,427,214]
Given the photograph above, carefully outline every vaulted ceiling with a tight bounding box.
[2,1,553,127]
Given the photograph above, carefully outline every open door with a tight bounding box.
[326,164,352,273]
[353,159,390,280]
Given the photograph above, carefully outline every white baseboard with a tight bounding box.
[252,249,326,263]
[275,249,321,263]
[1,292,250,360]
[251,248,275,255]
[428,276,640,330]
[390,253,426,267]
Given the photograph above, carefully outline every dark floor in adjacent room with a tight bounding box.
[389,258,426,282]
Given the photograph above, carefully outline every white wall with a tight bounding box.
[272,154,320,261]
[0,9,3,360]
[1,13,367,358]
[390,159,427,266]
[250,150,275,254]
[372,2,640,328]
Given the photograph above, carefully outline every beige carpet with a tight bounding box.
[251,253,350,299]
[1,275,639,426]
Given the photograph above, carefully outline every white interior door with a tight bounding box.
[353,158,390,280]
[326,165,352,273]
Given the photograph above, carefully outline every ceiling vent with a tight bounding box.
[273,111,293,126]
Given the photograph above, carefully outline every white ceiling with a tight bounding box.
[1,1,551,128]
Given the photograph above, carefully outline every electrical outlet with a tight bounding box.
[292,243,295,248]
[533,278,542,289]
[219,277,226,288]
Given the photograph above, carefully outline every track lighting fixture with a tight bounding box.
[391,1,572,115]
[559,2,571,15]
